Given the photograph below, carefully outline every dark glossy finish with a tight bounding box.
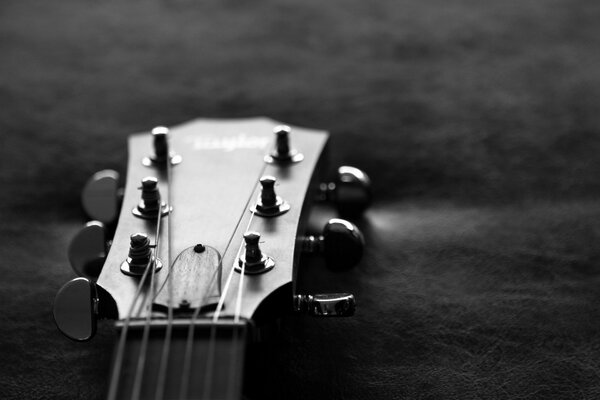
[68,221,108,279]
[81,169,121,224]
[53,277,98,341]
[303,218,365,270]
[322,166,372,217]
[322,218,364,269]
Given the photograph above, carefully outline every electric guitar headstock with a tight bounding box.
[53,117,371,399]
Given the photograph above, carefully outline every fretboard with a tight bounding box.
[107,319,248,400]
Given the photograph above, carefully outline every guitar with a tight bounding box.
[52,117,371,400]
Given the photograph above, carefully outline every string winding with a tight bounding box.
[109,132,269,399]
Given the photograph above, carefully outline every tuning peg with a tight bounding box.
[303,218,364,270]
[319,166,371,217]
[294,293,355,317]
[68,221,109,280]
[81,169,122,225]
[53,277,99,341]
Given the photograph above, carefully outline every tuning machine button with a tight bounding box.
[294,293,355,317]
[53,277,99,341]
[303,218,364,270]
[264,125,304,164]
[319,166,371,217]
[68,221,109,280]
[142,126,182,167]
[81,170,122,225]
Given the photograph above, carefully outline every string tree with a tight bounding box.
[131,176,171,219]
[142,126,182,167]
[264,125,304,164]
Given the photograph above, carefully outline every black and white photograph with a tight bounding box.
[1,0,600,399]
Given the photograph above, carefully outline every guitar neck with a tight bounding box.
[107,319,248,400]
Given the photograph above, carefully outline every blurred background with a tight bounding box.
[1,0,600,398]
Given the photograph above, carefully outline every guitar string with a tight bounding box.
[223,215,252,399]
[154,154,174,400]
[200,207,256,399]
[178,161,265,399]
[130,193,164,400]
[222,211,255,399]
[178,262,221,399]
[106,194,163,400]
[200,165,265,399]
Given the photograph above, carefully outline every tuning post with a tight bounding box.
[120,233,163,276]
[264,125,304,164]
[303,218,364,270]
[142,126,182,167]
[294,293,356,317]
[251,176,291,217]
[236,232,275,275]
[132,176,171,219]
[319,166,372,217]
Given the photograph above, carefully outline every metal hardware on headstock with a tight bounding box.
[54,277,99,341]
[236,231,275,275]
[142,126,182,167]
[264,125,304,164]
[293,293,356,317]
[120,233,163,276]
[55,169,125,341]
[302,218,364,270]
[68,221,110,279]
[81,169,122,225]
[318,166,372,217]
[131,176,171,219]
[53,118,369,399]
[250,176,290,217]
